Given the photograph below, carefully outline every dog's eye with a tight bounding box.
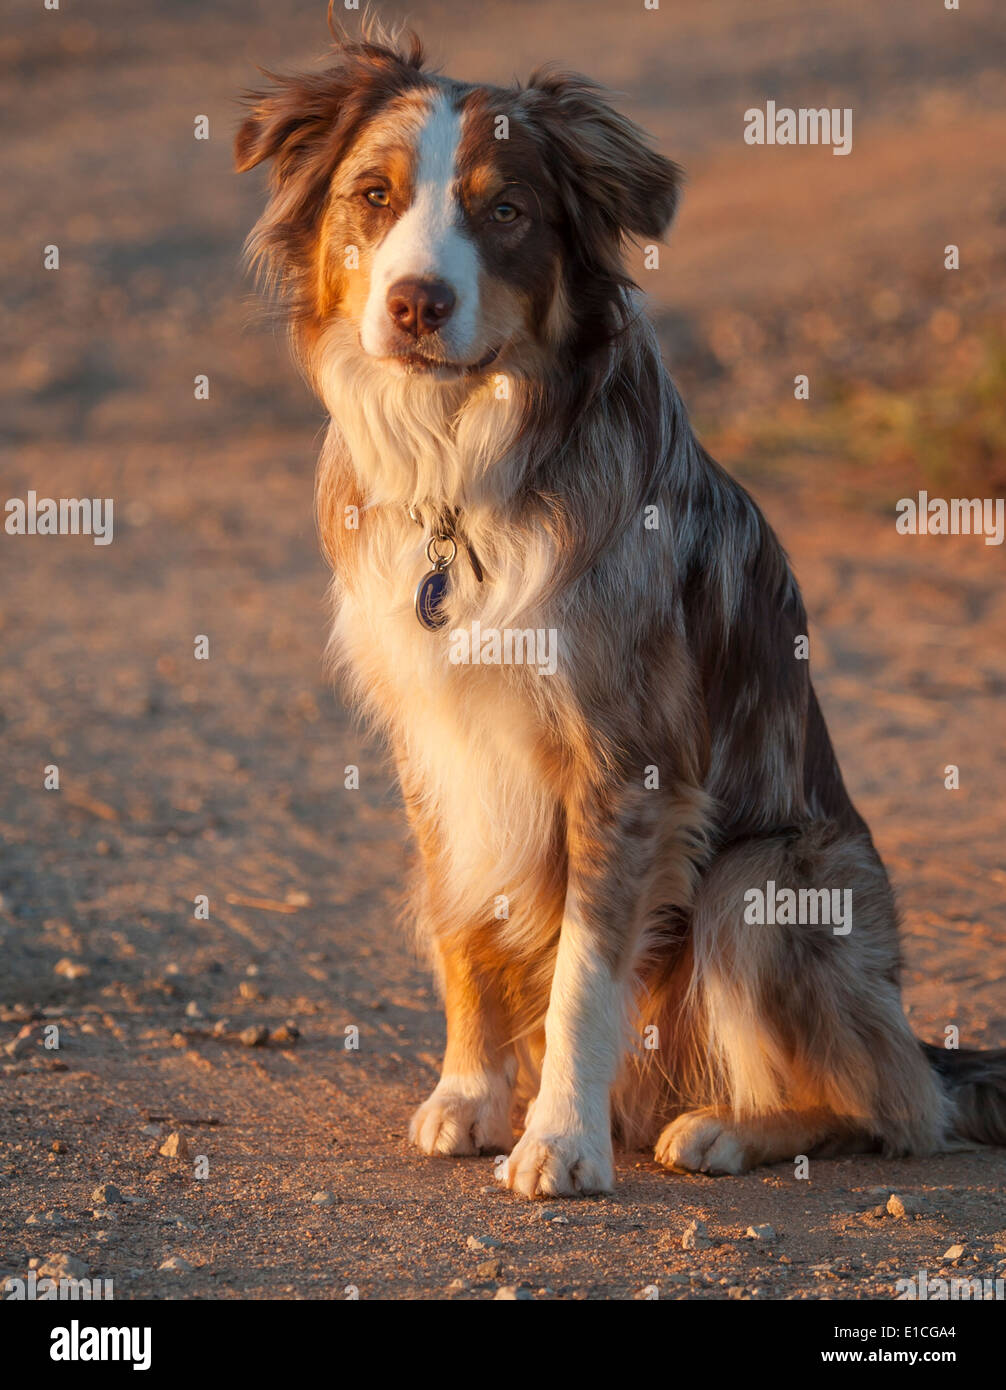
[365,188,390,207]
[491,202,519,224]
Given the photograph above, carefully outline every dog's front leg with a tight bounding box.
[409,932,516,1156]
[499,785,659,1198]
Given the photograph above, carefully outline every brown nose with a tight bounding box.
[386,278,456,338]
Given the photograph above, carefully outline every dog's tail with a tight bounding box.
[923,1043,1006,1146]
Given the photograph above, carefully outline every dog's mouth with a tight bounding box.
[384,345,501,379]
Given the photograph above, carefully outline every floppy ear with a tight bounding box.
[234,30,426,176]
[234,71,350,177]
[234,35,427,308]
[522,69,682,245]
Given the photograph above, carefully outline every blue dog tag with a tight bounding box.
[415,567,450,630]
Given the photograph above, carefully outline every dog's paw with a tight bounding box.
[654,1108,751,1175]
[495,1127,614,1199]
[409,1075,513,1156]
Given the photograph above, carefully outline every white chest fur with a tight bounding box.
[332,509,563,937]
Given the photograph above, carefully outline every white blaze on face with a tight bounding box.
[359,93,482,363]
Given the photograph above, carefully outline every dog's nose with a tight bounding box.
[386,278,456,338]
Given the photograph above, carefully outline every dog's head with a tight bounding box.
[235,27,681,384]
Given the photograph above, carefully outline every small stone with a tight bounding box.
[159,1132,190,1160]
[140,1123,165,1139]
[25,1210,64,1227]
[38,1253,89,1280]
[54,958,89,980]
[943,1244,966,1261]
[51,1140,66,1153]
[746,1223,777,1242]
[311,1191,335,1206]
[238,981,265,1001]
[681,1219,712,1250]
[91,1183,125,1205]
[494,1285,531,1300]
[184,1001,203,1019]
[159,1255,192,1272]
[535,1206,569,1224]
[466,1234,501,1252]
[476,1257,502,1279]
[4,1024,36,1058]
[447,1277,470,1292]
[239,1025,269,1047]
[887,1193,926,1219]
[270,1021,300,1045]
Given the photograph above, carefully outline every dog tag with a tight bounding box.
[415,567,450,630]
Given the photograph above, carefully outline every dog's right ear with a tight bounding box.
[234,72,345,177]
[235,29,427,177]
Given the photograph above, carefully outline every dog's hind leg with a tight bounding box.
[656,1105,873,1174]
[654,822,950,1175]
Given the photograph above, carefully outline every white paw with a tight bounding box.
[409,1074,513,1156]
[495,1126,614,1199]
[654,1109,750,1175]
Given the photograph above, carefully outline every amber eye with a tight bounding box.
[491,202,519,224]
[365,187,390,207]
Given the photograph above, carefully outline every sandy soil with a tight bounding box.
[1,0,1004,1300]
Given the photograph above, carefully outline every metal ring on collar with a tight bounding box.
[426,535,457,567]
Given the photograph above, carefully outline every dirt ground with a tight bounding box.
[1,0,1004,1300]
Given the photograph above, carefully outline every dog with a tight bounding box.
[236,23,1006,1197]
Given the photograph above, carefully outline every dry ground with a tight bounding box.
[1,0,1004,1300]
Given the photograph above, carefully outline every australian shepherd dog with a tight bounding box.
[237,23,1005,1196]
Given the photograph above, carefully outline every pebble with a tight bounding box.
[535,1207,569,1224]
[271,1021,300,1045]
[495,1285,532,1300]
[25,1210,64,1227]
[476,1258,502,1279]
[54,958,89,980]
[447,1277,470,1292]
[159,1255,193,1273]
[4,1025,36,1059]
[184,1001,203,1019]
[239,1025,269,1047]
[466,1234,501,1252]
[943,1244,966,1261]
[159,1132,191,1160]
[887,1192,927,1219]
[746,1223,777,1242]
[38,1253,89,1280]
[681,1218,712,1250]
[91,1183,125,1204]
[140,1123,165,1139]
[311,1191,336,1206]
[238,981,265,1001]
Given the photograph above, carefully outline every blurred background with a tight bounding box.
[0,0,1003,1299]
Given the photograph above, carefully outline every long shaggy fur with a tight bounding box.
[237,24,1005,1191]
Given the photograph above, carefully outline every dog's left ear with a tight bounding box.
[522,69,682,243]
